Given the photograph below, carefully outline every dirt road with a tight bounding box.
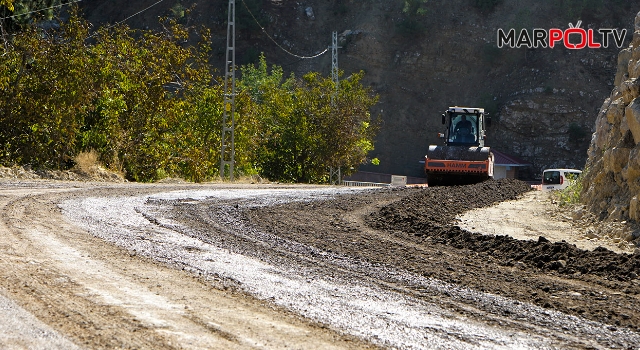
[1,179,640,349]
[0,181,374,349]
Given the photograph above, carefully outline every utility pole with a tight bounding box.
[331,31,339,105]
[329,31,341,185]
[220,0,236,181]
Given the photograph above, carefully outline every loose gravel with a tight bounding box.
[59,180,640,349]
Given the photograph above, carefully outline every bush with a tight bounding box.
[396,0,428,37]
[553,172,584,207]
[568,123,587,143]
[74,150,99,175]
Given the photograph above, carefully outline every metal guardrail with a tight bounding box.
[341,180,391,187]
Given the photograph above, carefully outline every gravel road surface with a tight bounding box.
[1,179,639,349]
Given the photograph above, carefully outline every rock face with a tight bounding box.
[494,95,592,172]
[583,11,640,222]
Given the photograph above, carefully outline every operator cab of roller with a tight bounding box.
[441,108,488,147]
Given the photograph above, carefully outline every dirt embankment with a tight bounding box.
[369,180,640,283]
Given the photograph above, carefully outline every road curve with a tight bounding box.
[1,180,639,349]
[0,181,374,349]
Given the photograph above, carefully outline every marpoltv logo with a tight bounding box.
[497,21,627,49]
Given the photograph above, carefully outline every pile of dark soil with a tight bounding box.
[370,179,533,233]
[369,179,640,282]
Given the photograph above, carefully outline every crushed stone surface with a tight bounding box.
[1,179,640,349]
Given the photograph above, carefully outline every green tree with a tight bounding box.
[319,71,379,172]
[0,10,219,181]
[84,20,215,181]
[0,11,92,168]
[240,55,299,181]
[0,0,13,11]
[0,12,377,184]
[397,0,429,37]
[241,55,379,183]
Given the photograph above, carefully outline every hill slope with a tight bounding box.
[80,0,640,178]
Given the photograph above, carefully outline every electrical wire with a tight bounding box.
[85,0,165,38]
[239,0,327,59]
[106,0,164,29]
[0,0,83,20]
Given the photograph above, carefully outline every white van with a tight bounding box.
[541,169,582,191]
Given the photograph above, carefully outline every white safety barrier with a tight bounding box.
[341,181,391,187]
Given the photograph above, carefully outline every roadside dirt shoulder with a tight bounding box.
[457,190,636,254]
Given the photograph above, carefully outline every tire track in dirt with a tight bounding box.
[77,188,556,349]
[242,180,640,348]
[4,180,640,349]
[0,182,377,349]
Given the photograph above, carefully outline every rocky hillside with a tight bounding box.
[583,10,640,224]
[78,0,640,178]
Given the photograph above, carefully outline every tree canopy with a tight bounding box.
[0,0,14,11]
[0,8,379,183]
[241,55,378,183]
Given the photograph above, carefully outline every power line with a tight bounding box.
[107,0,165,29]
[86,0,165,38]
[0,0,165,36]
[0,0,83,20]
[239,0,327,59]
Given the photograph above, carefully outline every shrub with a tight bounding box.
[553,172,584,207]
[397,0,428,37]
[74,149,99,175]
[568,123,587,143]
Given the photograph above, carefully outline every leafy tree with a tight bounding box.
[241,55,379,183]
[0,11,92,168]
[0,10,219,181]
[0,0,13,11]
[0,11,378,184]
[240,55,299,181]
[397,0,429,37]
[313,71,379,173]
[84,20,215,181]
